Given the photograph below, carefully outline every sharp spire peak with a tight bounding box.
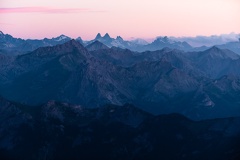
[95,33,102,39]
[103,33,111,39]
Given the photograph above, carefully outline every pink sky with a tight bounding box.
[0,0,240,40]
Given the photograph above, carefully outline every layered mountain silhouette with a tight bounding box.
[141,36,192,51]
[216,40,240,54]
[1,32,240,159]
[1,40,240,120]
[0,31,72,54]
[1,31,240,55]
[87,33,134,49]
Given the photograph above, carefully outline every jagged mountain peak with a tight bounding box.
[75,38,83,46]
[75,37,83,44]
[59,34,67,37]
[53,34,71,41]
[103,33,111,39]
[156,36,170,42]
[0,31,4,35]
[162,36,169,41]
[116,36,123,41]
[76,37,82,41]
[150,36,173,45]
[95,33,102,39]
[145,36,192,51]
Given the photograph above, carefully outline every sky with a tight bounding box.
[0,0,240,40]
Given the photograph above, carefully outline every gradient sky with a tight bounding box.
[1,0,240,40]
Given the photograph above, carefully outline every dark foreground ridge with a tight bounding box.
[0,97,240,160]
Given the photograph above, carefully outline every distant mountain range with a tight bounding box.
[0,31,73,54]
[171,33,240,47]
[1,31,240,54]
[1,40,240,120]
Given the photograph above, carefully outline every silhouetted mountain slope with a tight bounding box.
[141,36,192,52]
[0,98,240,160]
[86,40,109,51]
[1,41,240,120]
[0,31,76,54]
[89,46,141,66]
[86,33,137,49]
[0,31,33,54]
[0,40,135,107]
[216,40,240,54]
[2,31,239,54]
[25,34,72,49]
[186,46,240,78]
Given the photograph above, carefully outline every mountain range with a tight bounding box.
[1,31,240,55]
[1,31,240,159]
[1,39,240,120]
[171,33,240,47]
[0,31,73,54]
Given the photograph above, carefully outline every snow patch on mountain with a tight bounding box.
[55,35,69,41]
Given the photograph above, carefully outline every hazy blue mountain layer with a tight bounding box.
[1,40,240,120]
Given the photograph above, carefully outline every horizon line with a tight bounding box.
[1,30,240,41]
